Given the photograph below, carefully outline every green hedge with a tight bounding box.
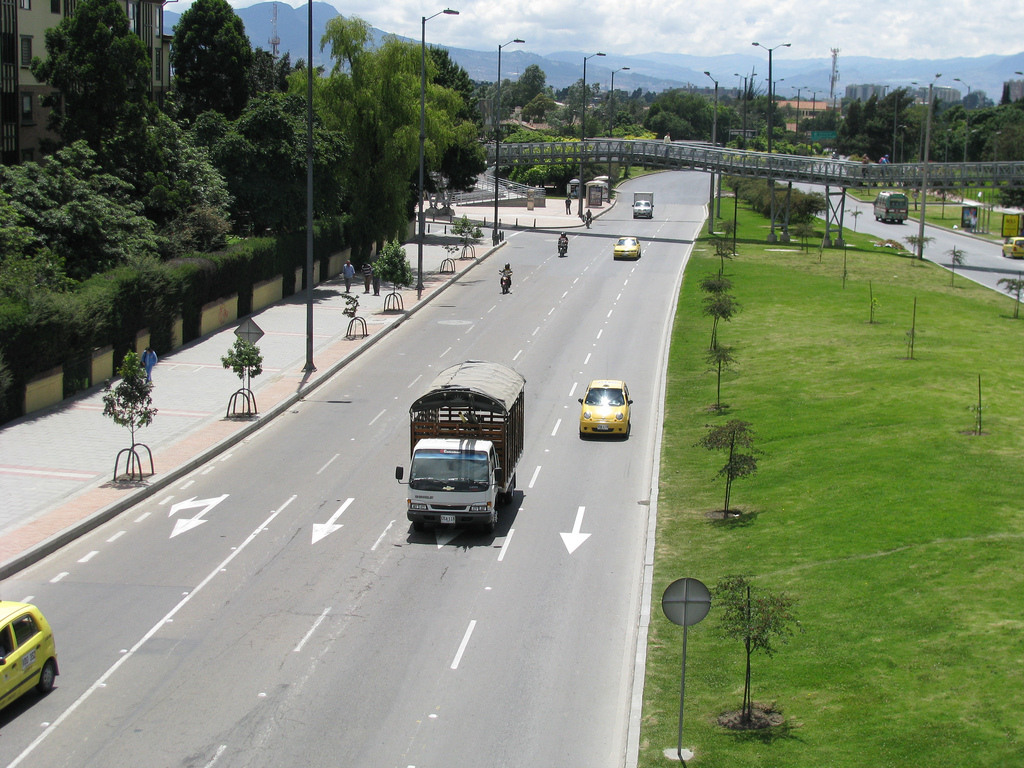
[0,216,346,423]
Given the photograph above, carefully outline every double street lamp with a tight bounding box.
[578,52,605,217]
[953,77,972,162]
[607,66,629,181]
[916,74,941,259]
[417,8,459,297]
[752,41,790,154]
[704,71,719,232]
[752,41,790,242]
[492,38,525,246]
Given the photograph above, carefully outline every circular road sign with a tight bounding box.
[662,578,712,627]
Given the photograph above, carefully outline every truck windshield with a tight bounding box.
[410,450,490,491]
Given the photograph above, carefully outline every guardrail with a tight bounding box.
[487,139,1024,189]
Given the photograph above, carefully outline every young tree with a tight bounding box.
[31,0,155,169]
[696,419,760,514]
[102,351,157,479]
[171,0,254,122]
[699,272,732,295]
[714,575,800,726]
[947,246,967,287]
[374,240,413,293]
[996,276,1024,319]
[221,338,263,416]
[904,234,935,260]
[791,222,817,251]
[705,345,736,409]
[702,293,739,350]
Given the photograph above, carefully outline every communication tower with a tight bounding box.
[269,2,281,60]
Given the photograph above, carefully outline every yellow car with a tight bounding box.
[579,379,632,437]
[613,237,642,260]
[1003,237,1024,259]
[0,601,58,711]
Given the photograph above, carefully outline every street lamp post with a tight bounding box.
[953,77,972,163]
[578,52,605,218]
[417,8,459,297]
[303,0,315,372]
[753,41,790,242]
[607,66,629,183]
[492,37,524,246]
[917,74,941,259]
[704,71,719,232]
[734,73,748,148]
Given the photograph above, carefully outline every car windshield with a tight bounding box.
[616,238,637,247]
[585,387,625,406]
[409,450,490,491]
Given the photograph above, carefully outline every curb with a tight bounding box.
[0,243,506,580]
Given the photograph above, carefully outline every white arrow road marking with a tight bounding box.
[311,498,354,544]
[169,494,229,538]
[560,506,591,554]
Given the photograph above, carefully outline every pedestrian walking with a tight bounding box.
[565,197,572,214]
[362,261,372,293]
[372,261,380,296]
[342,260,355,293]
[141,347,158,383]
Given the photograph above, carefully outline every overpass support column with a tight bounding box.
[781,182,793,242]
[767,179,777,242]
[823,185,847,248]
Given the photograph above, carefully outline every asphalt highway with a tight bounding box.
[0,171,707,768]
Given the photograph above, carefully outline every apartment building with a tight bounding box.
[0,0,170,165]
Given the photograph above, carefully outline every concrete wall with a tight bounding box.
[200,295,238,337]
[252,276,283,313]
[25,366,63,414]
[91,346,113,386]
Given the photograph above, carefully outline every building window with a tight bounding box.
[19,0,30,9]
[154,48,161,83]
[51,0,59,12]
[127,1,139,34]
[21,148,34,163]
[21,93,32,123]
[20,36,32,68]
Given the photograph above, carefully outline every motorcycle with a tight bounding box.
[584,211,592,229]
[500,273,511,294]
[558,240,568,257]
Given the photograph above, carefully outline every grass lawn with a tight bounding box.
[639,198,1024,767]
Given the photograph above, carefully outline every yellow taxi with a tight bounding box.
[579,379,632,437]
[1003,237,1024,259]
[613,236,642,260]
[1,601,58,711]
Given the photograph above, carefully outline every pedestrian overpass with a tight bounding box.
[487,139,1024,245]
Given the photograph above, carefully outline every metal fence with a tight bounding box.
[488,139,1024,189]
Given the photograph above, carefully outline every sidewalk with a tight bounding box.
[0,205,588,578]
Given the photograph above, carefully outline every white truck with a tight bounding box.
[632,191,654,218]
[396,360,526,533]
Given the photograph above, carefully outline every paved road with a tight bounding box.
[0,171,707,768]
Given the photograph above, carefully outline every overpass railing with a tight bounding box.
[488,139,1024,189]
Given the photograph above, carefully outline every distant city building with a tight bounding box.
[1005,80,1024,103]
[1,0,171,165]
[845,84,887,102]
[911,85,961,105]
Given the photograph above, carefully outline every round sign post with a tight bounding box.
[662,578,711,764]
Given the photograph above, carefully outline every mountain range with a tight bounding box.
[165,2,1024,102]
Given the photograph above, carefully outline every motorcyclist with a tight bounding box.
[585,210,593,228]
[558,233,569,254]
[499,262,513,291]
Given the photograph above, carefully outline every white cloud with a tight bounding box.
[219,0,1024,60]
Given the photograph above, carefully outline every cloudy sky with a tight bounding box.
[221,0,1024,61]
